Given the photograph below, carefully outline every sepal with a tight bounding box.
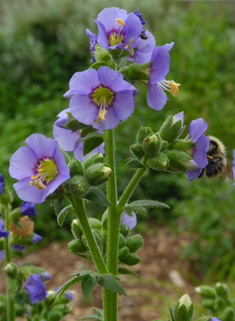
[137,126,153,144]
[142,134,161,156]
[159,115,184,143]
[85,164,112,186]
[130,143,145,158]
[147,153,169,171]
[65,176,90,196]
[83,152,104,170]
[68,159,84,176]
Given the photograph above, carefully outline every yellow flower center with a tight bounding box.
[30,158,58,190]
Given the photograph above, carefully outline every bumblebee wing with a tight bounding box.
[226,162,234,180]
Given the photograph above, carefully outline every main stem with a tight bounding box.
[103,129,119,321]
[4,205,15,321]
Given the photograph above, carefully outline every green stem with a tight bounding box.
[118,155,148,209]
[4,205,15,321]
[103,129,119,321]
[67,194,107,274]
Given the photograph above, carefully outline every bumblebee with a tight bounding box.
[140,30,148,40]
[199,136,234,181]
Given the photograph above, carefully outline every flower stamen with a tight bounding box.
[115,18,125,26]
[30,158,58,190]
[157,80,181,97]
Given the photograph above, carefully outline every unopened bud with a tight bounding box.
[44,291,56,306]
[169,139,195,151]
[0,187,13,206]
[122,253,141,266]
[68,239,88,254]
[119,224,130,237]
[221,307,235,321]
[126,235,143,253]
[147,153,169,171]
[68,158,84,176]
[71,219,83,239]
[213,297,225,310]
[85,164,112,186]
[159,114,184,143]
[66,175,90,196]
[137,126,153,144]
[142,134,161,156]
[119,246,130,261]
[173,294,195,321]
[166,150,193,172]
[88,218,101,230]
[3,262,18,277]
[83,152,104,170]
[195,285,216,299]
[201,299,215,309]
[130,143,145,159]
[119,233,126,249]
[47,310,63,321]
[215,282,229,300]
[92,228,102,245]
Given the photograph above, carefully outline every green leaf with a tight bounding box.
[79,307,104,320]
[84,187,112,207]
[78,132,104,156]
[56,205,73,227]
[128,200,170,209]
[66,119,89,131]
[82,274,100,299]
[78,132,104,143]
[126,159,145,169]
[118,267,140,279]
[12,290,31,305]
[98,274,126,296]
[69,270,97,277]
[8,277,22,293]
[90,61,111,70]
[124,205,146,215]
[11,249,24,259]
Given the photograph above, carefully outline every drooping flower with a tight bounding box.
[64,66,137,130]
[0,220,9,238]
[20,202,36,216]
[38,271,52,281]
[54,286,74,300]
[0,174,5,194]
[142,43,180,110]
[31,233,42,243]
[9,134,70,204]
[94,7,142,53]
[86,28,98,62]
[129,29,156,64]
[24,273,47,304]
[209,318,222,321]
[186,118,210,182]
[120,210,137,230]
[53,108,105,160]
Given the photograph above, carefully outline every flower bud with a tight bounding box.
[195,285,216,299]
[119,233,126,249]
[215,282,229,300]
[101,210,108,232]
[71,219,83,238]
[3,262,18,277]
[166,150,193,172]
[68,239,88,254]
[137,126,153,144]
[9,208,21,221]
[121,61,151,82]
[119,224,130,237]
[126,235,143,253]
[159,115,184,143]
[0,187,13,206]
[83,152,104,170]
[66,175,90,196]
[169,139,195,151]
[119,246,130,261]
[92,228,102,245]
[52,303,71,314]
[93,44,111,62]
[47,310,63,321]
[122,253,141,266]
[85,164,112,186]
[142,134,161,156]
[88,218,102,230]
[221,307,235,321]
[44,290,56,306]
[130,143,145,159]
[173,294,195,321]
[68,158,84,176]
[213,297,225,310]
[147,153,169,171]
[201,299,215,309]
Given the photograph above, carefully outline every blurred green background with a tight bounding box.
[1,0,235,280]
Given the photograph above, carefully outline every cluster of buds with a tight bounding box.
[196,283,234,321]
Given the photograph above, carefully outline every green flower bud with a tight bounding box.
[213,296,225,310]
[173,294,195,321]
[147,153,169,171]
[44,290,56,306]
[94,44,111,62]
[159,115,184,143]
[119,246,130,261]
[101,210,108,232]
[122,253,141,266]
[92,228,102,245]
[47,310,63,321]
[130,143,145,159]
[52,304,71,314]
[71,219,83,239]
[41,307,50,318]
[195,285,216,299]
[119,233,126,249]
[126,235,143,253]
[142,134,162,156]
[201,299,215,309]
[83,152,104,170]
[169,139,195,151]
[137,126,153,144]
[0,238,5,251]
[66,175,90,196]
[9,207,21,221]
[0,187,13,206]
[3,263,18,277]
[166,150,194,172]
[215,282,229,300]
[119,224,130,237]
[68,239,88,254]
[88,218,102,230]
[68,158,84,176]
[222,306,235,321]
[85,164,112,186]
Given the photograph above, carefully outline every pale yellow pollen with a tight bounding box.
[38,181,47,189]
[99,108,108,121]
[169,80,181,97]
[115,18,125,26]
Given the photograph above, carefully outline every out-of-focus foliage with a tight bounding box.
[1,0,235,275]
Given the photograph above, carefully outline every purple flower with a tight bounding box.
[0,173,5,194]
[120,210,137,230]
[53,108,105,160]
[133,9,146,25]
[209,318,222,321]
[0,220,9,238]
[20,202,36,216]
[38,271,52,281]
[94,7,142,52]
[9,134,70,204]
[129,29,156,64]
[12,244,25,252]
[144,43,180,110]
[186,118,210,182]
[86,28,98,62]
[31,233,42,243]
[64,66,137,130]
[0,250,5,259]
[54,287,73,300]
[24,273,47,304]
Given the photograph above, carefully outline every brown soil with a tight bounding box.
[0,227,203,321]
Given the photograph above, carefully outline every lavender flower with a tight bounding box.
[12,244,25,252]
[53,108,105,160]
[186,118,210,181]
[38,271,52,281]
[31,233,42,243]
[64,66,137,130]
[20,202,36,216]
[54,286,73,300]
[0,250,5,259]
[24,273,47,304]
[9,134,70,204]
[94,7,142,52]
[209,318,222,321]
[86,29,98,62]
[0,220,9,238]
[120,210,137,230]
[133,9,146,25]
[129,29,156,64]
[0,174,5,194]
